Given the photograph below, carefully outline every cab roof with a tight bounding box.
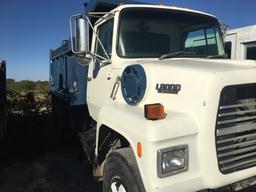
[111,4,217,19]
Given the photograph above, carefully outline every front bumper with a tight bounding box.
[200,186,256,192]
[199,175,256,192]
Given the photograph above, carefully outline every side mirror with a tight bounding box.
[70,15,90,54]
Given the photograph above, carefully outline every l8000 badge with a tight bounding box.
[156,83,181,94]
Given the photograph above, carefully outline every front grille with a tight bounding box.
[216,84,256,174]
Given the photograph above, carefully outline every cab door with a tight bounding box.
[87,17,115,119]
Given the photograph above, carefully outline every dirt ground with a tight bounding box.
[0,113,103,192]
[0,148,102,192]
[1,149,256,192]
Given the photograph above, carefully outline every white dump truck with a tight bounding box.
[225,25,256,60]
[50,1,256,191]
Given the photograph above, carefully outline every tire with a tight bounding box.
[103,148,146,192]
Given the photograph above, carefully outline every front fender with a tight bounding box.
[97,103,199,192]
[98,103,198,143]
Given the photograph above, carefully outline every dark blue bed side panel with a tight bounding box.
[66,54,88,106]
[50,41,88,106]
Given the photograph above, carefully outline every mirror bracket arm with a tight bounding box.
[70,13,111,61]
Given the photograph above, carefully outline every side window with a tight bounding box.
[225,41,232,59]
[96,19,114,58]
[93,19,114,78]
[246,44,256,60]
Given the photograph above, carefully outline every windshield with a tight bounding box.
[117,8,225,58]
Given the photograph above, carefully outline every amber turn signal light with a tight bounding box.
[137,142,142,158]
[144,103,166,120]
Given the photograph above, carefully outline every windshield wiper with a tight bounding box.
[159,51,196,60]
[206,54,228,59]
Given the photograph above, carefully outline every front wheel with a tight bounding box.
[103,148,146,192]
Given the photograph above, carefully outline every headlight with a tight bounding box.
[157,145,189,178]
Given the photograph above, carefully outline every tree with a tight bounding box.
[6,79,51,115]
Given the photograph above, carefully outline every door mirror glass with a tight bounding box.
[70,16,90,53]
[75,17,89,53]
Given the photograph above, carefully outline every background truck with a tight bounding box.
[0,60,6,143]
[50,1,256,191]
[225,25,256,60]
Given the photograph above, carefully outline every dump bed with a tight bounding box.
[84,0,142,13]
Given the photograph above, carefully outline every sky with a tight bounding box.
[0,0,256,81]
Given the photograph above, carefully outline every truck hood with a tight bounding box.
[143,58,256,74]
[127,58,256,115]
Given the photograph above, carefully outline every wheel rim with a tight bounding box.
[110,177,127,192]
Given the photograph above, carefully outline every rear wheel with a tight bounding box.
[103,148,145,192]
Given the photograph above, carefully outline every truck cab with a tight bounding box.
[51,3,256,192]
